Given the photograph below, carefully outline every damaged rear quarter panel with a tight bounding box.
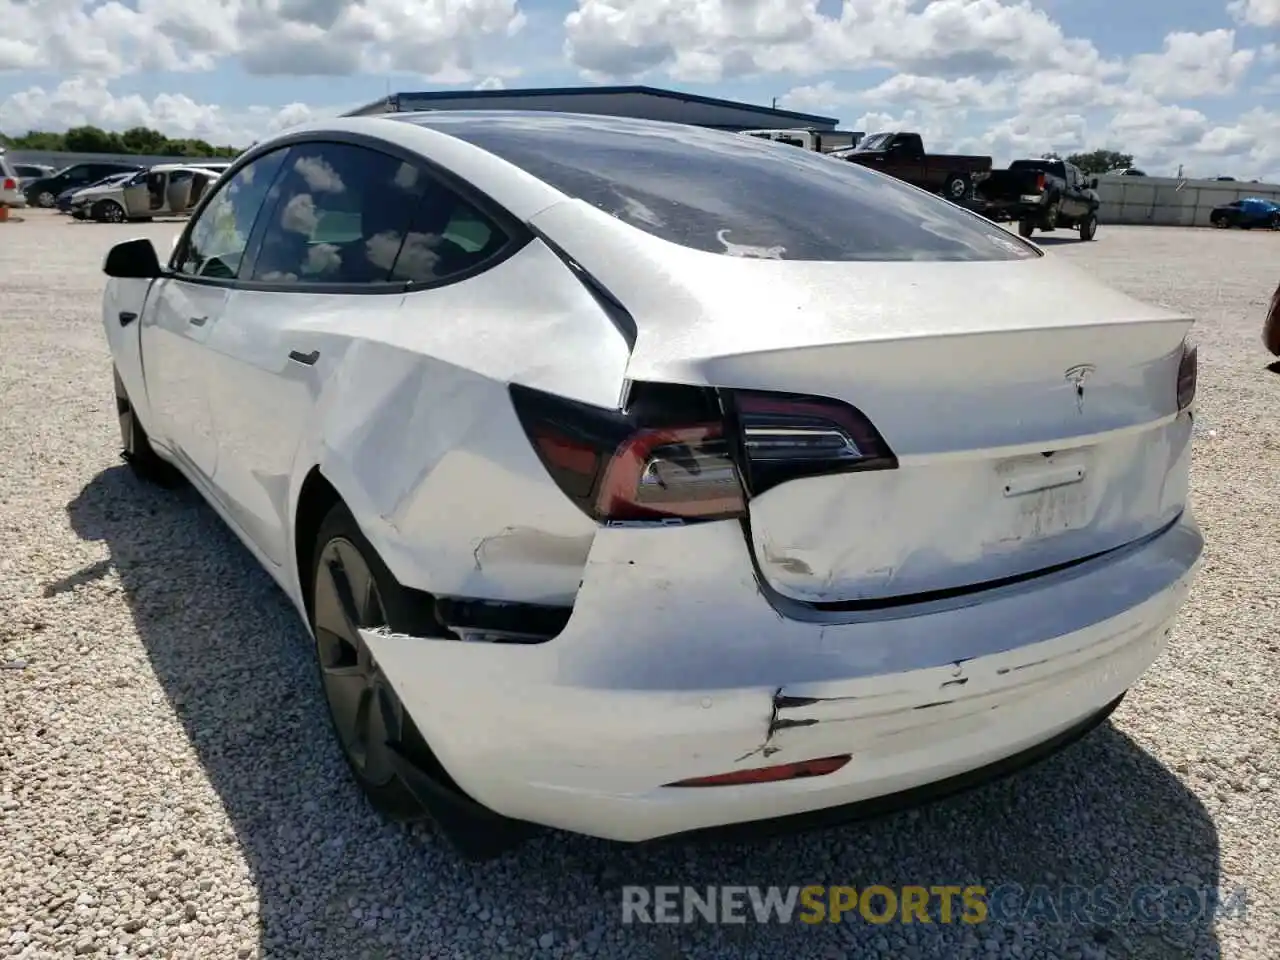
[285,238,630,605]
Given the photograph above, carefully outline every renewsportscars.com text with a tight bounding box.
[621,884,1248,926]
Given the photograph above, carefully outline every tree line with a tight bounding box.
[0,125,242,158]
[1040,149,1135,174]
[0,124,1140,173]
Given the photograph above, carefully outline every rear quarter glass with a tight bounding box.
[407,113,1039,263]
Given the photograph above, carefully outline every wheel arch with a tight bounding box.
[289,464,444,626]
[292,466,343,619]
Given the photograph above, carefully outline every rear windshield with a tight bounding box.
[409,113,1038,262]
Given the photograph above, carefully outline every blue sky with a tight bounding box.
[1,0,1278,179]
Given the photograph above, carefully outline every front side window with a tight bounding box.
[412,114,1037,262]
[248,142,432,285]
[176,148,290,280]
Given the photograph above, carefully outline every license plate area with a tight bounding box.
[990,451,1093,546]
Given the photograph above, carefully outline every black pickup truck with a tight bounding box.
[973,158,1101,241]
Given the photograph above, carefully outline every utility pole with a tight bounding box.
[772,97,778,109]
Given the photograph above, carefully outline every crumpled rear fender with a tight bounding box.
[281,237,632,610]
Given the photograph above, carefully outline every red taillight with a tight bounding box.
[1,178,15,191]
[1177,341,1197,411]
[595,423,745,521]
[511,381,746,523]
[510,382,896,523]
[664,755,851,787]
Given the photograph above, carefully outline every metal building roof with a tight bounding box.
[343,84,840,129]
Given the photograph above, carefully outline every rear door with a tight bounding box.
[120,171,151,216]
[201,139,438,565]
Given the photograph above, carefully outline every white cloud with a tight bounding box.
[564,0,1113,81]
[0,78,325,147]
[1229,0,1280,27]
[1126,30,1254,99]
[0,0,1276,185]
[0,0,526,78]
[778,71,1280,182]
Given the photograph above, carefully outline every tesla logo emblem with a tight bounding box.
[1064,364,1095,413]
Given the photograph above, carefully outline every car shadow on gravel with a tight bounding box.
[1030,236,1089,246]
[66,465,1226,960]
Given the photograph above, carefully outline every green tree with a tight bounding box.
[1066,149,1134,174]
[63,125,123,153]
[120,126,168,154]
[0,124,244,157]
[1041,151,1061,159]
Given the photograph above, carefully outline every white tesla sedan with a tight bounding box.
[100,111,1203,860]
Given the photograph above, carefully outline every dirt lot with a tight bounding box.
[1,208,1279,960]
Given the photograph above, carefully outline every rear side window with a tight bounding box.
[246,140,511,287]
[413,114,1036,262]
[247,142,431,284]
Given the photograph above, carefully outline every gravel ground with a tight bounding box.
[1,210,1278,960]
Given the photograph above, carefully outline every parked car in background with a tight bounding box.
[1109,167,1147,177]
[1264,279,1280,358]
[975,158,1100,240]
[23,161,142,208]
[1209,197,1280,230]
[72,163,224,222]
[11,162,56,189]
[0,152,26,209]
[829,131,992,201]
[101,112,1202,861]
[59,171,136,214]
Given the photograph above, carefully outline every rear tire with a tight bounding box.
[35,190,55,208]
[1018,219,1035,238]
[307,502,530,858]
[115,368,185,487]
[942,173,972,202]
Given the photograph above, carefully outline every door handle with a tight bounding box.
[119,312,137,326]
[288,349,320,366]
[189,315,207,326]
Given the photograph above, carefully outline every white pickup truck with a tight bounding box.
[739,128,859,153]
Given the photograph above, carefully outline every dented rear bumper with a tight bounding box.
[361,511,1202,842]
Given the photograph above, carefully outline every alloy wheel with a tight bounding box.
[312,537,402,787]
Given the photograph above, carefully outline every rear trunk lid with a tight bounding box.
[530,201,1194,604]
